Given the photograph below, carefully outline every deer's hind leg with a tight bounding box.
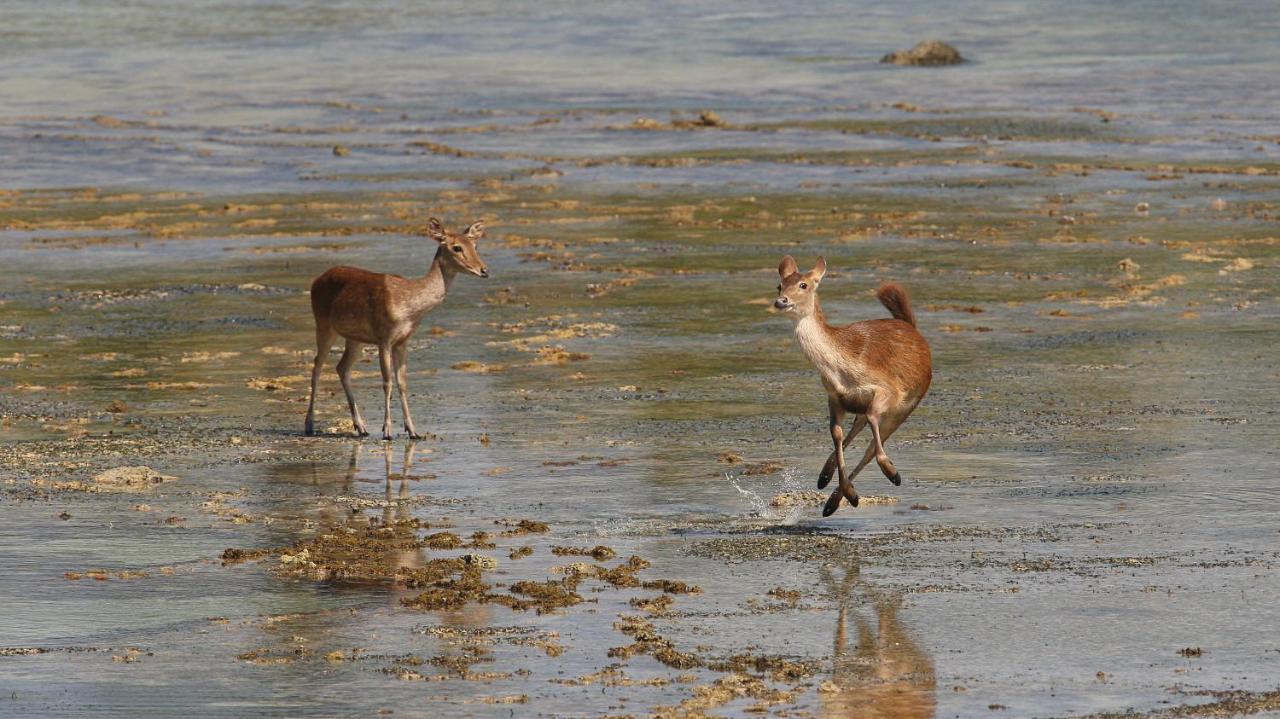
[866,407,906,486]
[304,322,338,436]
[336,340,369,437]
[833,406,907,491]
[819,414,867,489]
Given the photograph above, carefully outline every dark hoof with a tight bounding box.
[304,428,316,437]
[382,433,393,442]
[889,472,902,487]
[850,493,860,507]
[818,471,833,490]
[822,492,842,517]
[356,430,370,438]
[407,433,424,441]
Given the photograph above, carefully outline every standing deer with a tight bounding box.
[773,256,931,516]
[304,218,489,440]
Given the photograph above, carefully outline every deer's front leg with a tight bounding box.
[819,414,866,489]
[337,341,368,436]
[393,341,422,440]
[378,344,394,441]
[823,400,859,516]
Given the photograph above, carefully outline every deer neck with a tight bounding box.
[404,248,456,318]
[793,299,856,390]
[794,303,834,365]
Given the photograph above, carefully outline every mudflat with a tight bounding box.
[2,3,1279,717]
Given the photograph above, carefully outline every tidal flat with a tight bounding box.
[2,103,1278,717]
[3,3,1280,716]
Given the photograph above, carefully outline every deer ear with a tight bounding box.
[465,221,485,240]
[427,217,448,242]
[812,256,827,282]
[778,255,798,278]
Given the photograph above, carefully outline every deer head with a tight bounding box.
[427,217,489,278]
[774,255,826,319]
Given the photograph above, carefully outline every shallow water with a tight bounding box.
[2,2,1280,718]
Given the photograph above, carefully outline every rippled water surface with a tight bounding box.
[1,2,1279,718]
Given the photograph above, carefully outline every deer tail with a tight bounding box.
[876,282,916,327]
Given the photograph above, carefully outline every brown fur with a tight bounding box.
[774,256,932,516]
[876,282,916,327]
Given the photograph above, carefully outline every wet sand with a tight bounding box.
[3,4,1280,714]
[2,105,1278,717]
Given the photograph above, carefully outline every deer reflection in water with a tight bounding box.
[241,442,494,664]
[376,442,494,631]
[277,442,435,574]
[819,554,937,719]
[377,442,430,574]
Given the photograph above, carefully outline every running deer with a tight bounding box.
[773,256,931,516]
[304,218,489,440]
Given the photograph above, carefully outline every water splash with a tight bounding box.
[727,468,814,525]
[726,471,769,517]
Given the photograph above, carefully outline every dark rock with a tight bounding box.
[881,40,964,67]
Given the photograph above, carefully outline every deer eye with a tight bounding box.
[799,282,808,289]
[776,285,781,292]
[452,245,463,253]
